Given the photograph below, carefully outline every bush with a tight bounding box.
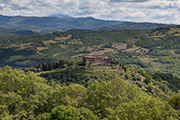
[35,105,98,120]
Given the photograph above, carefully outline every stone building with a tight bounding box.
[82,56,112,66]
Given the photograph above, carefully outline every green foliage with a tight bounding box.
[175,49,180,54]
[35,105,98,120]
[169,91,180,111]
[0,66,53,119]
[84,79,140,118]
[109,95,179,120]
[0,66,180,119]
[1,26,180,77]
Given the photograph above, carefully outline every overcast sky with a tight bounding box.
[0,0,180,24]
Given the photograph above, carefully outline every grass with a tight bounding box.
[123,47,140,53]
[58,44,67,48]
[54,35,72,41]
[43,40,58,44]
[139,57,157,63]
[37,47,46,51]
[174,34,180,36]
[89,48,116,56]
[71,54,85,58]
[112,43,127,50]
[35,68,67,75]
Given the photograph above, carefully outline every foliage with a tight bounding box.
[0,66,180,119]
[169,91,180,111]
[2,26,180,77]
[35,105,98,120]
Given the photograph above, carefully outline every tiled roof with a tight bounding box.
[83,56,111,59]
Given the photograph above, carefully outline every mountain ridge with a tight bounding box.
[0,14,127,33]
[0,14,176,35]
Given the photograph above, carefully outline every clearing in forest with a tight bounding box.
[112,43,127,50]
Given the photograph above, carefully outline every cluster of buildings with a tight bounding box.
[82,56,119,67]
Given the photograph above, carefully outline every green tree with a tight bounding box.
[35,105,98,120]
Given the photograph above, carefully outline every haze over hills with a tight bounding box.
[0,14,177,36]
[0,14,127,34]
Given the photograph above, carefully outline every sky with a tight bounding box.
[0,0,180,24]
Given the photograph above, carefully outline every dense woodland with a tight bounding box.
[0,65,180,119]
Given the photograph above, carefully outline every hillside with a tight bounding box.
[32,61,180,94]
[92,22,176,31]
[1,26,180,77]
[1,64,180,119]
[0,14,127,34]
[0,14,175,36]
[0,28,37,37]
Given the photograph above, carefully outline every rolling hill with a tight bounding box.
[1,25,180,77]
[0,28,37,37]
[92,22,176,31]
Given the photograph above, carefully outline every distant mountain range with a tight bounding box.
[0,14,177,36]
[0,14,127,34]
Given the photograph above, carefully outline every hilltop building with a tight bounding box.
[82,56,113,66]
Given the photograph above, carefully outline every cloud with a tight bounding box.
[0,0,180,24]
[110,0,149,2]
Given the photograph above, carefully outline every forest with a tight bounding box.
[0,65,180,119]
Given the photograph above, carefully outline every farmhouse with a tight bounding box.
[82,56,112,66]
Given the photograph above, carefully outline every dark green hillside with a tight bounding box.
[0,28,37,37]
[92,22,176,31]
[1,26,180,77]
[31,59,180,95]
[0,29,146,68]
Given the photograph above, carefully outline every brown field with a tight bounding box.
[9,43,33,48]
[53,53,60,57]
[58,44,67,48]
[87,47,94,51]
[93,44,106,49]
[112,43,127,50]
[36,51,41,55]
[89,48,116,55]
[167,28,180,34]
[123,47,140,52]
[37,47,46,51]
[43,40,57,44]
[135,48,149,53]
[125,39,139,45]
[76,47,86,52]
[55,34,72,41]
[149,35,165,38]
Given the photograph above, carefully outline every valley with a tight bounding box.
[0,16,180,119]
[1,26,180,77]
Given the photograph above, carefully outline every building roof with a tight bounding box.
[83,56,111,59]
